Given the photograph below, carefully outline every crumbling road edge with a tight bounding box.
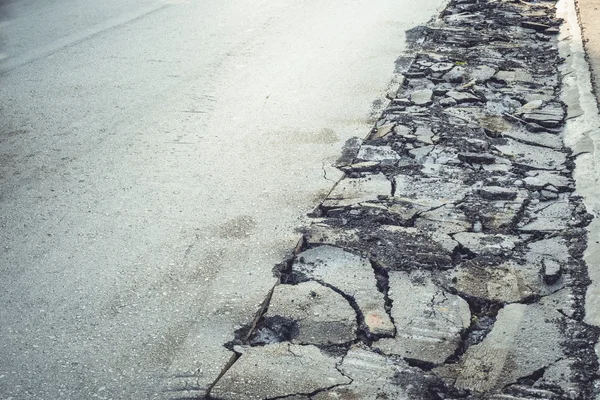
[173,0,600,399]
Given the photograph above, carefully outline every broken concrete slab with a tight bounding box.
[519,198,572,232]
[210,343,351,399]
[521,102,565,128]
[293,245,395,336]
[411,88,434,106]
[445,259,564,304]
[493,69,534,84]
[446,90,482,103]
[394,174,471,208]
[265,281,357,345]
[453,232,519,255]
[415,204,471,235]
[523,171,571,190]
[525,237,570,264]
[443,66,467,82]
[374,270,470,364]
[468,65,496,83]
[502,129,564,150]
[479,186,518,201]
[445,303,565,393]
[494,139,566,170]
[356,145,401,163]
[313,345,444,400]
[322,173,391,209]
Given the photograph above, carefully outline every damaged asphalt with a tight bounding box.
[172,0,600,399]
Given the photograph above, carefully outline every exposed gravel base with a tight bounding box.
[204,0,600,399]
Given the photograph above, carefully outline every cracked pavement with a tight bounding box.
[200,0,600,399]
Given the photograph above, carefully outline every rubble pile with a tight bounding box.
[207,0,600,399]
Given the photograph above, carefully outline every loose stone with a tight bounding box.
[410,89,434,106]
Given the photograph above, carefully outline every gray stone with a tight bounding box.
[522,103,565,128]
[526,237,570,264]
[495,139,566,170]
[391,98,413,107]
[313,345,440,400]
[539,289,575,318]
[453,232,519,255]
[440,97,458,107]
[265,281,357,345]
[356,145,401,163]
[369,124,394,140]
[394,174,471,208]
[534,358,580,396]
[433,82,453,95]
[446,90,482,103]
[469,65,496,83]
[374,271,471,364]
[443,66,467,82]
[515,99,544,114]
[523,171,571,190]
[447,303,565,392]
[446,258,563,304]
[210,343,351,399]
[410,89,434,106]
[502,130,564,150]
[293,246,395,336]
[542,258,562,285]
[394,124,413,137]
[519,198,572,232]
[409,145,435,162]
[416,204,471,235]
[479,186,518,200]
[493,69,533,84]
[322,173,391,209]
[479,189,529,230]
[540,189,559,201]
[430,62,454,73]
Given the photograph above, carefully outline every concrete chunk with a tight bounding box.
[495,139,566,170]
[322,173,391,209]
[410,89,434,106]
[356,145,401,163]
[394,174,471,208]
[374,271,471,364]
[479,186,518,200]
[313,346,443,400]
[211,343,351,399]
[293,246,395,336]
[450,303,565,392]
[519,199,572,232]
[453,232,519,255]
[446,90,482,103]
[265,281,357,345]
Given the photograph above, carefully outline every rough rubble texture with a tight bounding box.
[202,0,600,399]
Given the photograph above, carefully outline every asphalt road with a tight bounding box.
[0,0,445,398]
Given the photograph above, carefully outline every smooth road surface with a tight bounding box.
[0,0,445,398]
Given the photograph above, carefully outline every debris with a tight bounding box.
[211,343,351,399]
[374,271,470,364]
[265,281,357,345]
[292,246,395,337]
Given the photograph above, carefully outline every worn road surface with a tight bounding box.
[0,0,446,398]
